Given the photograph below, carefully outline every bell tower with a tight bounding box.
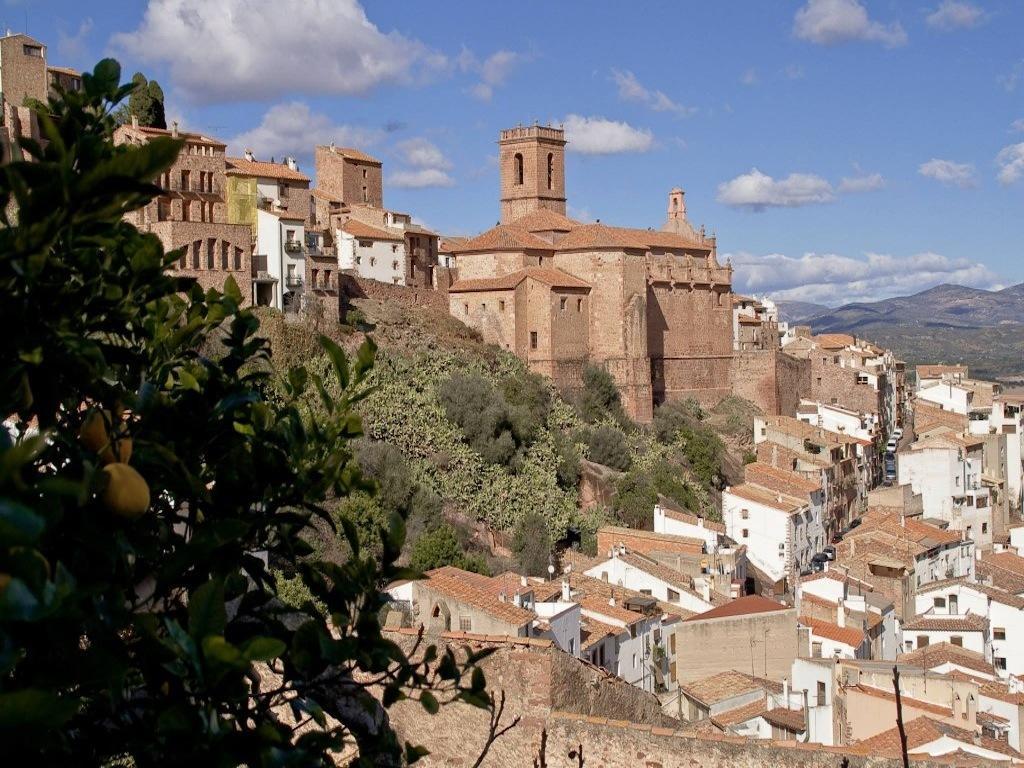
[498,124,567,224]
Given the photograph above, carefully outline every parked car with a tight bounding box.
[809,554,829,572]
[892,428,903,440]
[886,438,898,453]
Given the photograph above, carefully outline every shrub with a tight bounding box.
[653,399,695,444]
[584,425,632,472]
[553,431,581,489]
[681,425,724,489]
[512,511,552,576]
[613,472,658,529]
[409,523,488,574]
[578,364,624,423]
[0,62,488,766]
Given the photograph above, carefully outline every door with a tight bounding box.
[949,594,958,614]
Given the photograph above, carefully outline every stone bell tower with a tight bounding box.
[498,124,567,224]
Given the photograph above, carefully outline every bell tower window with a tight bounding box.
[547,153,554,190]
[514,153,524,186]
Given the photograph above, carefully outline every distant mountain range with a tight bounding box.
[776,283,1024,381]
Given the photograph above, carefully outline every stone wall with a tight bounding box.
[339,272,447,315]
[314,146,382,207]
[379,629,936,768]
[732,349,811,417]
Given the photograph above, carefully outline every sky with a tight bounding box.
[16,0,1024,306]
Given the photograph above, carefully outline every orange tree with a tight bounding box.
[0,60,488,766]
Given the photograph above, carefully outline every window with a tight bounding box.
[667,588,680,602]
[742,529,749,538]
[994,627,1006,641]
[547,152,554,189]
[181,200,191,222]
[499,300,506,312]
[560,297,567,311]
[639,589,652,596]
[741,509,749,520]
[480,303,486,311]
[24,44,43,57]
[530,331,538,350]
[324,270,331,288]
[310,269,318,287]
[982,522,988,534]
[362,186,368,203]
[234,247,242,271]
[392,244,398,253]
[933,597,946,609]
[220,241,228,270]
[632,654,637,669]
[950,635,963,647]
[996,657,1007,670]
[577,298,583,312]
[206,239,215,270]
[463,303,469,314]
[369,257,376,267]
[459,616,472,632]
[180,169,190,191]
[917,635,929,648]
[817,681,827,706]
[812,642,823,658]
[355,256,361,265]
[362,169,367,179]
[392,261,399,271]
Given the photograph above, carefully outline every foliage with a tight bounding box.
[409,524,488,575]
[0,61,490,766]
[512,511,552,577]
[613,458,711,529]
[577,364,626,424]
[743,450,757,465]
[651,401,724,490]
[113,71,167,128]
[584,425,632,472]
[552,431,581,489]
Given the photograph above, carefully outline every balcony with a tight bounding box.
[284,241,303,255]
[285,275,304,288]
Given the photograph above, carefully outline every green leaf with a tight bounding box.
[201,635,242,666]
[241,636,286,662]
[17,348,42,365]
[222,275,242,304]
[319,335,349,391]
[354,337,377,380]
[0,501,45,545]
[188,578,226,640]
[0,689,80,731]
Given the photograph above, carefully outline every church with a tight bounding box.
[447,124,735,423]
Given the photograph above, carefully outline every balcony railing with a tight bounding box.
[285,275,304,288]
[161,179,223,196]
[284,241,303,254]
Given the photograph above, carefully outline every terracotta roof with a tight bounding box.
[680,670,770,708]
[311,188,344,202]
[977,710,1010,728]
[115,123,226,147]
[856,716,1023,761]
[849,685,951,717]
[856,511,962,548]
[341,219,404,242]
[579,617,623,650]
[902,612,988,632]
[449,267,591,293]
[576,594,646,626]
[814,333,857,349]
[438,236,467,252]
[981,551,1024,579]
[555,223,653,251]
[899,641,994,676]
[570,573,689,622]
[597,525,706,552]
[979,681,1024,705]
[686,595,789,622]
[916,577,1024,609]
[917,364,969,379]
[760,415,862,446]
[761,707,807,732]
[743,462,821,497]
[615,552,726,606]
[657,497,726,533]
[486,571,562,603]
[47,65,80,77]
[319,145,381,164]
[420,566,534,626]
[725,483,807,515]
[226,156,310,182]
[507,208,578,232]
[447,224,553,253]
[977,560,1024,594]
[800,615,865,648]
[710,699,768,727]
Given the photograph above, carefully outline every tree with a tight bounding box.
[0,60,491,766]
[577,365,625,424]
[584,425,632,472]
[512,511,552,577]
[113,71,167,128]
[409,524,488,575]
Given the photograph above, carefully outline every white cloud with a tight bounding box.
[57,18,93,64]
[610,70,696,116]
[1000,61,1024,93]
[793,0,907,47]
[740,68,759,86]
[227,102,382,163]
[925,1,986,30]
[838,172,885,192]
[112,0,446,103]
[459,48,527,101]
[387,169,455,189]
[918,158,977,187]
[996,143,1024,185]
[1012,119,1024,133]
[388,138,455,188]
[727,250,1003,304]
[559,115,654,155]
[717,168,835,210]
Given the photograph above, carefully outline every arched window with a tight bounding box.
[514,153,524,185]
[547,152,554,189]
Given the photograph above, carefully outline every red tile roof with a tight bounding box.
[982,551,1024,578]
[679,670,769,707]
[902,612,988,633]
[898,641,994,676]
[856,716,1023,761]
[226,156,310,182]
[319,145,381,164]
[849,685,951,717]
[800,615,865,648]
[685,595,789,622]
[449,267,591,293]
[341,219,404,241]
[507,208,578,232]
[710,699,768,727]
[658,497,726,533]
[725,483,807,515]
[446,224,553,253]
[761,707,807,732]
[420,566,534,626]
[579,617,623,650]
[743,462,822,497]
[576,594,645,626]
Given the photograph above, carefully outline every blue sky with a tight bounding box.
[18,0,1024,305]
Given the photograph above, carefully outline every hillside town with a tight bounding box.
[6,22,1024,768]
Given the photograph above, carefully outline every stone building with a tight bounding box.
[310,145,440,289]
[448,124,734,423]
[114,119,253,302]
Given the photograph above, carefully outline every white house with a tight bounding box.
[968,396,1024,513]
[584,548,716,615]
[799,571,899,660]
[901,611,990,658]
[796,400,879,444]
[898,434,993,549]
[723,482,825,584]
[253,208,307,312]
[337,218,407,285]
[914,579,1024,678]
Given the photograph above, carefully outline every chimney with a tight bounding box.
[131,114,138,129]
[171,121,178,138]
[286,156,298,171]
[699,580,711,603]
[244,148,255,162]
[561,579,571,603]
[803,689,810,733]
[520,575,528,588]
[783,678,790,705]
[730,581,741,599]
[837,601,846,628]
[498,591,506,603]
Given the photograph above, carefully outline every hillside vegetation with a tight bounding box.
[254,297,740,570]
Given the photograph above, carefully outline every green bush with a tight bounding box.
[409,523,488,574]
[0,62,489,766]
[578,364,625,423]
[553,430,581,489]
[512,511,552,576]
[613,472,658,529]
[584,425,632,472]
